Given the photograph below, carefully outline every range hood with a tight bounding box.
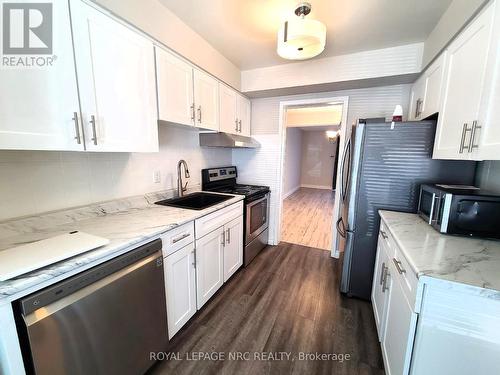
[199,133,260,148]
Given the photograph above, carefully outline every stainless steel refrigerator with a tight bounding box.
[337,119,477,300]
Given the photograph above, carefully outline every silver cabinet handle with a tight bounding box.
[172,232,190,244]
[238,119,242,133]
[235,118,239,132]
[392,258,406,274]
[382,269,390,292]
[459,123,471,153]
[221,230,225,247]
[415,98,423,118]
[226,228,230,244]
[468,120,481,152]
[190,104,195,121]
[380,230,388,239]
[197,106,202,123]
[72,112,81,144]
[379,262,386,285]
[90,115,98,145]
[191,250,196,268]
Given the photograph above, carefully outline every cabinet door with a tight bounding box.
[477,2,500,160]
[433,4,494,160]
[382,270,418,375]
[71,0,158,152]
[223,216,243,282]
[194,69,219,131]
[156,47,194,127]
[422,52,447,119]
[408,76,426,121]
[0,0,82,151]
[371,237,390,341]
[195,227,224,309]
[164,243,196,339]
[237,95,251,136]
[219,84,238,135]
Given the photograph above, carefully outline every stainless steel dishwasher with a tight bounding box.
[16,239,168,375]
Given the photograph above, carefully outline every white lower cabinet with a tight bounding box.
[164,242,197,339]
[195,215,244,308]
[371,237,391,341]
[373,218,500,375]
[373,221,420,375]
[195,226,225,309]
[223,216,244,282]
[381,267,418,375]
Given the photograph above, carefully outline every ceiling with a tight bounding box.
[158,0,452,70]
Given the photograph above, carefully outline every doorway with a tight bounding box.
[277,97,349,256]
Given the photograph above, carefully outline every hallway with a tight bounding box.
[281,188,335,251]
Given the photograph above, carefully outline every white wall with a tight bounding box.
[300,131,336,189]
[422,0,488,67]
[0,126,231,221]
[93,0,241,89]
[283,128,303,198]
[232,84,412,244]
[241,43,423,95]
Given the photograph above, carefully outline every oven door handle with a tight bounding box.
[247,194,268,207]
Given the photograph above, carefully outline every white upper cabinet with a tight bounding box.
[409,52,446,122]
[156,47,194,127]
[71,0,158,152]
[421,52,447,119]
[433,2,495,160]
[477,1,500,160]
[219,84,251,136]
[219,84,238,135]
[0,0,83,151]
[193,69,219,131]
[237,94,251,137]
[408,75,426,121]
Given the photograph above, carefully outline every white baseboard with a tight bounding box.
[282,185,301,199]
[300,184,333,190]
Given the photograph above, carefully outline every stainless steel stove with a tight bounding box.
[202,166,270,266]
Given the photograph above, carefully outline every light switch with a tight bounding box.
[153,170,161,183]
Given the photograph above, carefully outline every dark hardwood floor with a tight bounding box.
[149,242,385,375]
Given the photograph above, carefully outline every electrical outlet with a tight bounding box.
[153,170,161,183]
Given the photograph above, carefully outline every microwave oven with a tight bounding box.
[418,184,500,239]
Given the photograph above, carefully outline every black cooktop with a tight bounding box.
[201,166,269,200]
[205,184,269,199]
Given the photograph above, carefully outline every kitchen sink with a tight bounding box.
[155,192,232,210]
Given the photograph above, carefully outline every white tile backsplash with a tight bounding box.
[0,125,231,221]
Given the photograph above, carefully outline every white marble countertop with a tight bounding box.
[0,191,244,303]
[379,210,500,297]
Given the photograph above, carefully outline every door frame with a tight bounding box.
[276,96,349,258]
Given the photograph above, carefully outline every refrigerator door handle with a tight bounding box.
[336,217,346,238]
[339,138,351,201]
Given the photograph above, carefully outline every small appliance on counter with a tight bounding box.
[418,184,500,239]
[202,166,270,266]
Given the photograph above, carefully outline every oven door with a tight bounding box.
[246,193,270,244]
[447,197,500,239]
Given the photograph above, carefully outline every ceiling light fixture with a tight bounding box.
[277,2,326,61]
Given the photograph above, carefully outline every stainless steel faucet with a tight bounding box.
[177,160,190,197]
